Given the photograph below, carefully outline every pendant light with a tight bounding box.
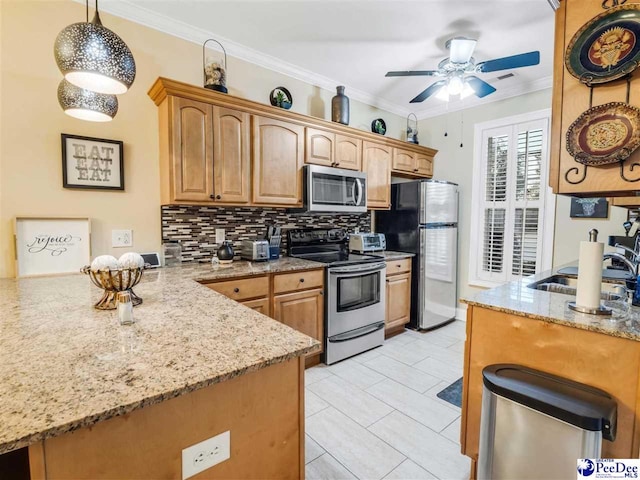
[54,0,136,95]
[58,79,118,122]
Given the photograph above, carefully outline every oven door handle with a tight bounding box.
[329,263,386,275]
[328,322,385,343]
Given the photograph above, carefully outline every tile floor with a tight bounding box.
[305,321,470,480]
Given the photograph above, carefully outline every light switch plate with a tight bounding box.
[182,431,230,480]
[216,228,225,244]
[112,229,133,248]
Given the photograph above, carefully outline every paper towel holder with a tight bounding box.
[568,228,613,316]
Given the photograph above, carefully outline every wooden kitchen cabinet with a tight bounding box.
[241,297,270,316]
[392,148,417,173]
[252,116,304,206]
[273,289,324,351]
[168,97,213,203]
[363,141,392,209]
[212,106,250,204]
[335,134,362,170]
[385,259,412,336]
[203,275,269,301]
[550,0,640,196]
[305,127,335,167]
[150,78,438,206]
[462,306,640,469]
[416,153,433,177]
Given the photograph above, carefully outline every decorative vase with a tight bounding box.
[332,86,349,125]
[217,241,234,264]
[203,38,228,94]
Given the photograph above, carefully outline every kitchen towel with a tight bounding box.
[576,240,604,310]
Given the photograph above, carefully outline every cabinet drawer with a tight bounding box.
[386,258,411,275]
[273,269,324,294]
[205,276,269,301]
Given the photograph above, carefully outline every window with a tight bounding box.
[469,109,554,288]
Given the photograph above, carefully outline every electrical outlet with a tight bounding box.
[216,228,225,244]
[112,229,133,248]
[182,431,230,480]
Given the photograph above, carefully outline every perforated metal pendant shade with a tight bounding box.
[58,79,118,122]
[54,12,136,95]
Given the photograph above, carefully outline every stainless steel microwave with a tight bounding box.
[295,165,368,214]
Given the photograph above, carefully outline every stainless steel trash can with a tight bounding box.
[478,364,617,480]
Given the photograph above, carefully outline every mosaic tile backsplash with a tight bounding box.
[161,206,372,263]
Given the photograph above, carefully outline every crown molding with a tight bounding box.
[78,0,554,123]
[414,75,553,120]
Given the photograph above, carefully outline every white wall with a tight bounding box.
[418,88,630,304]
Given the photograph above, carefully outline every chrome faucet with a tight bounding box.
[603,251,638,276]
[603,243,640,276]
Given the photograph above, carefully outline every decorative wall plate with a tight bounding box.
[566,102,640,166]
[565,4,640,84]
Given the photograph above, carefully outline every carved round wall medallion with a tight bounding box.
[566,102,640,165]
[565,4,640,84]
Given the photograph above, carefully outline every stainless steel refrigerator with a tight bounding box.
[376,180,459,330]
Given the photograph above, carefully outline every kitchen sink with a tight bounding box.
[527,275,625,301]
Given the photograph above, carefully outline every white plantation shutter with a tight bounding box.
[472,115,550,286]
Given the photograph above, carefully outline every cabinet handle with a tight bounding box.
[234,288,240,293]
[210,194,222,200]
[396,264,401,268]
[216,195,222,200]
[300,278,305,283]
[413,169,419,172]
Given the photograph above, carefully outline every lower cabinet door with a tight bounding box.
[273,288,324,355]
[385,272,411,332]
[241,297,271,317]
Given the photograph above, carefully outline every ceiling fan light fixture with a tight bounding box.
[447,75,465,96]
[448,37,477,64]
[435,86,450,102]
[460,82,475,99]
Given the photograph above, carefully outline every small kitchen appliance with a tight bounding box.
[240,240,269,262]
[290,165,367,214]
[349,233,386,253]
[288,228,386,364]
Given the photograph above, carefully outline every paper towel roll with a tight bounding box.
[576,240,604,310]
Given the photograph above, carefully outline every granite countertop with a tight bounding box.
[462,263,640,342]
[0,258,323,455]
[373,251,415,261]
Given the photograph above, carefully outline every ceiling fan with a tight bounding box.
[386,37,540,103]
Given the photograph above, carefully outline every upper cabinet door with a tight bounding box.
[416,154,433,177]
[213,106,250,204]
[305,128,335,167]
[392,148,417,173]
[335,135,362,171]
[252,116,304,206]
[171,97,213,202]
[363,141,391,210]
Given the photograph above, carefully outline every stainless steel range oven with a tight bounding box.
[288,228,386,365]
[326,262,386,364]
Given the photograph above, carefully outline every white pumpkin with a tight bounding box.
[90,255,119,272]
[118,252,145,270]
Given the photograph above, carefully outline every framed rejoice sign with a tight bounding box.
[61,134,124,190]
[14,217,91,277]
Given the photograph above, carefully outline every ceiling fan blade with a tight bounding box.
[410,80,447,103]
[386,70,438,77]
[449,37,477,64]
[465,76,497,98]
[476,51,540,73]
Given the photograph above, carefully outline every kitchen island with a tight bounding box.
[0,258,321,479]
[460,265,640,478]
